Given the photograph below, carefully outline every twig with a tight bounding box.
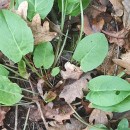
[14,105,18,130]
[23,107,30,130]
[68,103,105,130]
[29,79,48,130]
[113,20,120,75]
[77,0,84,43]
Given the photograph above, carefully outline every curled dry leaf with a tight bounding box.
[83,15,94,35]
[85,4,106,19]
[43,91,57,103]
[29,104,74,123]
[0,107,10,126]
[59,72,94,103]
[82,15,104,35]
[121,51,130,63]
[28,14,57,45]
[60,62,83,80]
[92,18,105,33]
[89,109,113,125]
[37,79,44,99]
[109,0,124,17]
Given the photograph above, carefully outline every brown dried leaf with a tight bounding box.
[37,79,44,99]
[43,91,57,103]
[43,104,74,123]
[122,0,130,29]
[99,0,109,6]
[59,73,93,103]
[92,18,105,33]
[103,29,129,47]
[113,52,130,74]
[89,109,113,125]
[83,15,104,35]
[83,15,94,35]
[121,51,130,63]
[60,62,83,80]
[48,118,85,130]
[28,14,57,45]
[17,1,28,19]
[0,0,10,9]
[109,0,124,17]
[29,104,74,123]
[0,107,10,126]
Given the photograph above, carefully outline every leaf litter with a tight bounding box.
[2,0,130,129]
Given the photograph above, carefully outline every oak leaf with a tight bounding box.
[59,72,94,103]
[28,14,57,45]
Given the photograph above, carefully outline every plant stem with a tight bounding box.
[117,70,126,78]
[23,57,42,78]
[69,103,105,130]
[23,57,52,88]
[77,0,84,43]
[8,76,29,82]
[1,64,21,77]
[22,88,38,95]
[14,105,18,130]
[53,0,67,67]
[23,107,30,130]
[54,29,69,66]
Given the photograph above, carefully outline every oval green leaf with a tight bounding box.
[27,0,54,20]
[51,67,60,77]
[88,75,130,91]
[0,76,23,105]
[0,9,34,63]
[118,118,129,130]
[18,60,29,79]
[91,96,130,112]
[0,64,9,76]
[33,42,54,69]
[73,33,108,72]
[86,91,130,106]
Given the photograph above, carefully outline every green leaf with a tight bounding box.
[89,124,108,130]
[0,64,9,76]
[18,60,29,79]
[27,0,54,20]
[88,76,130,91]
[87,91,130,107]
[117,118,130,130]
[0,76,23,105]
[33,42,54,69]
[73,33,108,72]
[58,0,90,16]
[51,67,60,77]
[91,95,130,112]
[0,9,34,63]
[15,0,25,8]
[86,75,130,107]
